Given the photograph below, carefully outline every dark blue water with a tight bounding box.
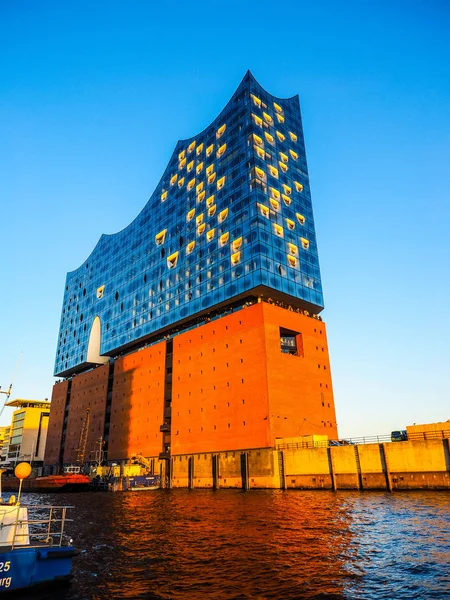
[17,490,450,599]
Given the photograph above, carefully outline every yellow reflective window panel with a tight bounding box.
[196,213,204,226]
[96,285,105,299]
[206,164,214,176]
[197,223,206,235]
[274,224,284,237]
[208,173,216,185]
[231,251,241,265]
[286,219,295,232]
[270,198,280,211]
[253,133,263,146]
[268,165,278,178]
[300,237,310,249]
[196,182,204,194]
[179,158,186,169]
[296,213,306,225]
[276,113,285,123]
[217,176,226,190]
[276,131,286,142]
[254,145,265,159]
[186,241,196,254]
[188,141,196,153]
[282,194,291,206]
[167,252,179,269]
[196,162,204,175]
[206,143,214,157]
[217,143,226,157]
[232,237,242,251]
[187,178,195,191]
[258,203,270,218]
[161,191,168,202]
[219,232,229,246]
[178,177,185,188]
[295,181,304,192]
[218,208,228,223]
[288,242,298,255]
[270,187,280,200]
[279,161,288,173]
[287,255,297,268]
[263,112,273,124]
[255,167,265,180]
[178,150,186,161]
[207,228,215,242]
[251,94,262,107]
[265,132,275,144]
[273,102,283,114]
[170,174,178,185]
[252,113,263,127]
[290,149,298,160]
[279,152,289,163]
[282,184,292,195]
[197,190,206,203]
[155,229,167,245]
[187,209,195,222]
[216,124,226,138]
[187,160,194,172]
[208,205,216,217]
[206,194,215,207]
[289,131,298,142]
[196,143,204,155]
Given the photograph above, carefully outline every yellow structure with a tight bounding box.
[2,399,51,466]
[406,420,450,440]
[169,438,450,491]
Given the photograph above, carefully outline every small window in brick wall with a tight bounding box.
[280,327,303,356]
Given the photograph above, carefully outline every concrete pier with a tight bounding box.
[168,439,450,491]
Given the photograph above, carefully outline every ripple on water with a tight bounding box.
[16,489,450,600]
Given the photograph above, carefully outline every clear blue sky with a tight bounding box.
[1,1,449,437]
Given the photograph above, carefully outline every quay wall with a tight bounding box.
[169,439,450,491]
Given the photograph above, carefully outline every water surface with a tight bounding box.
[18,489,450,599]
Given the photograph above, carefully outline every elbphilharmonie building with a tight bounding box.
[45,72,338,488]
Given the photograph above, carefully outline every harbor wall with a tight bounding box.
[169,439,450,491]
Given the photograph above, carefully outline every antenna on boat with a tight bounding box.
[0,351,23,419]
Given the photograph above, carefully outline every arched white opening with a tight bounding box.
[86,316,109,366]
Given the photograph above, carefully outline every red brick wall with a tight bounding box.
[107,343,166,460]
[262,303,338,443]
[44,380,68,465]
[171,304,270,455]
[171,302,338,455]
[62,364,109,464]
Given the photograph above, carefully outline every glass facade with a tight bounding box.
[55,72,324,376]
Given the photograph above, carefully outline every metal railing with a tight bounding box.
[407,429,450,441]
[0,505,73,550]
[276,429,450,450]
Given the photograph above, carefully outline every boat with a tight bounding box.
[125,475,160,491]
[1,465,90,493]
[0,462,77,593]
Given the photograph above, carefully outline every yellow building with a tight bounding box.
[0,426,10,465]
[2,399,51,466]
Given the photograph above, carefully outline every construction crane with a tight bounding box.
[75,409,90,468]
[131,453,152,473]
